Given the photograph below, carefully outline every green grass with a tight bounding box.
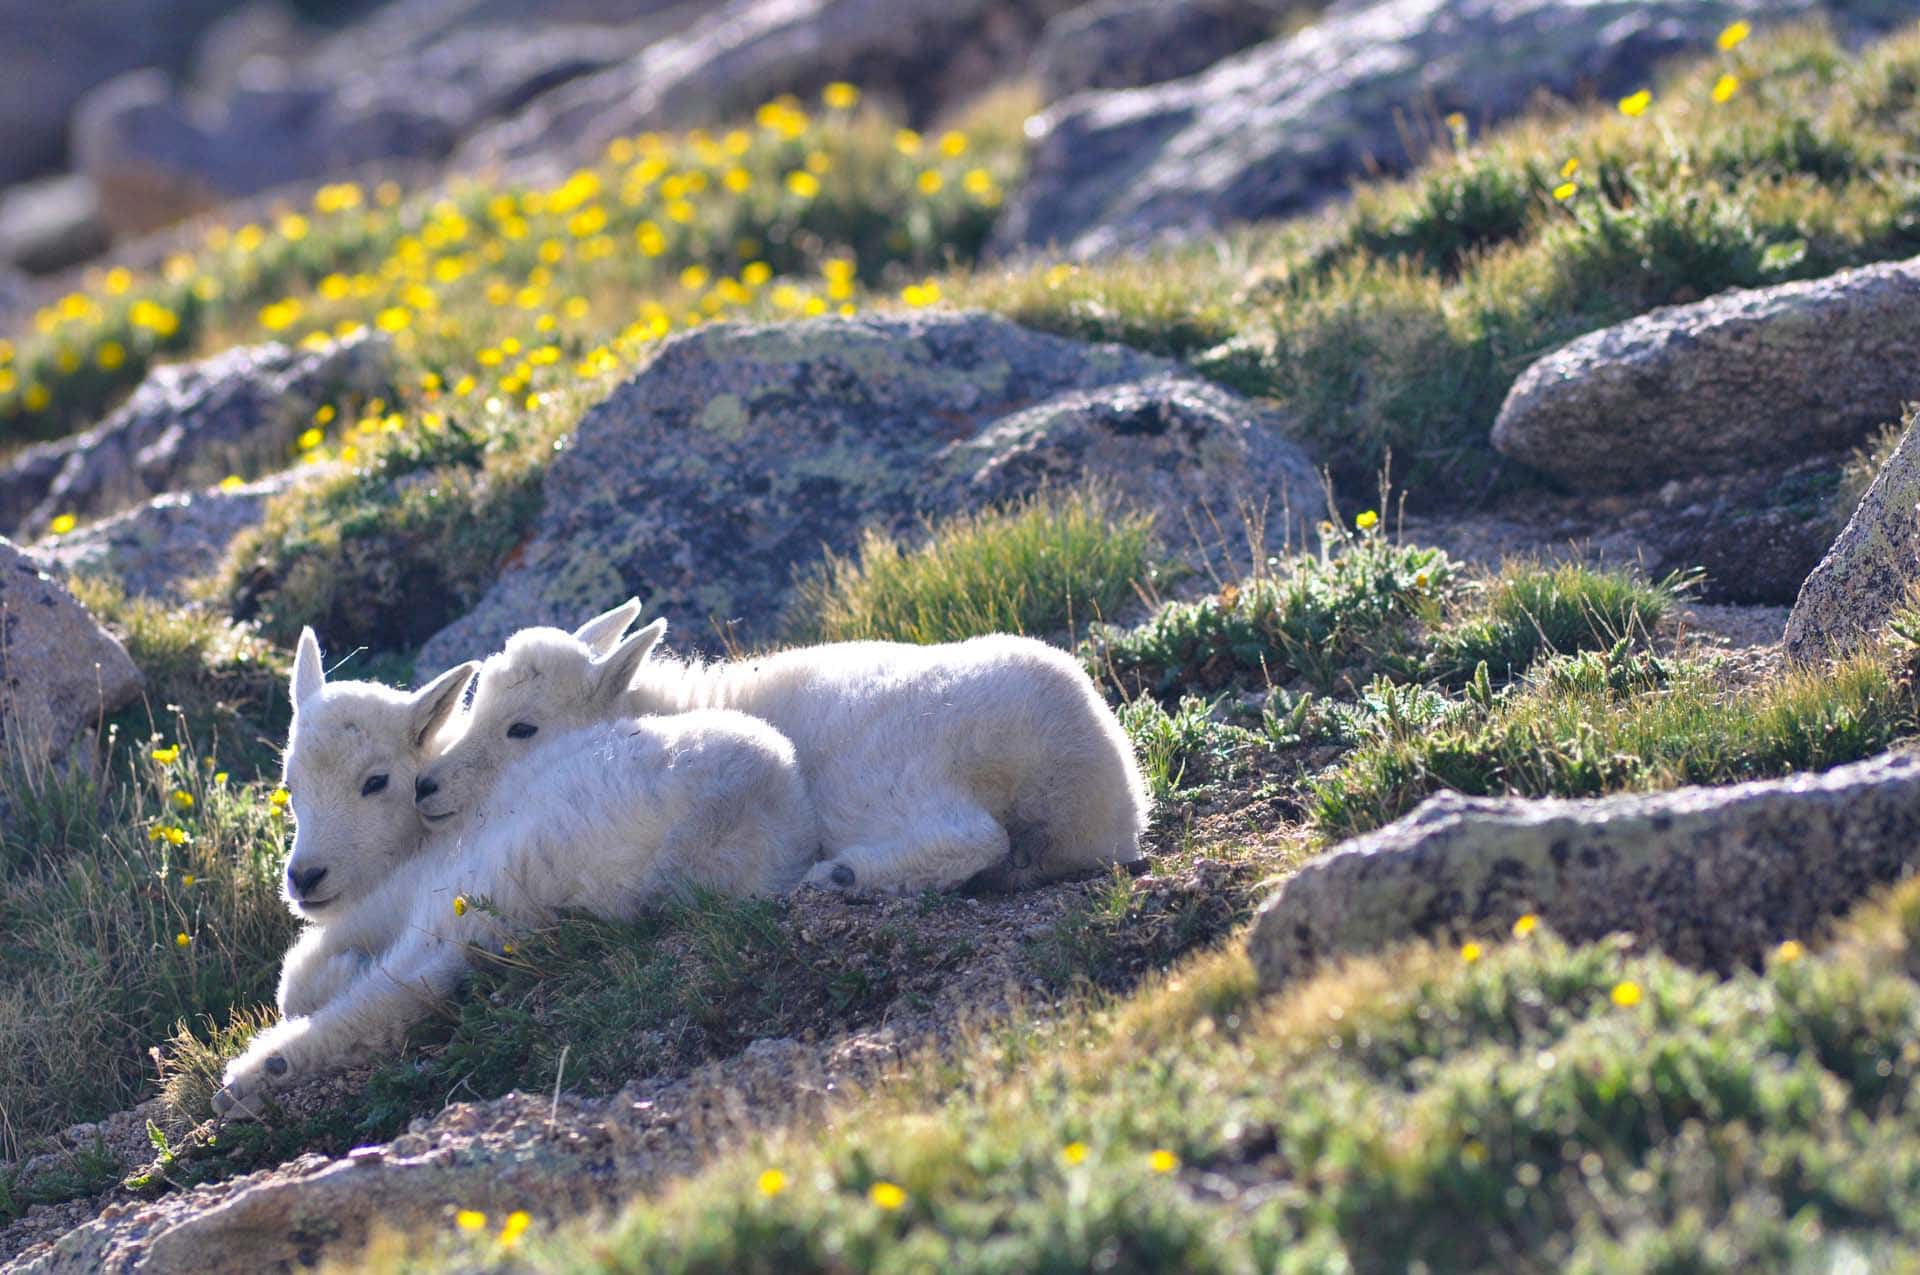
[791,488,1157,645]
[0,730,294,1159]
[1089,527,1453,698]
[1424,559,1682,685]
[1312,647,1915,837]
[339,873,1920,1274]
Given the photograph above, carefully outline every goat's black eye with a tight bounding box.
[507,722,538,740]
[361,773,389,797]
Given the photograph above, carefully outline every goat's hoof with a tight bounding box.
[213,1081,268,1122]
[802,859,859,894]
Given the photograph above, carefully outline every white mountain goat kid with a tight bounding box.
[415,602,1150,895]
[215,623,815,1117]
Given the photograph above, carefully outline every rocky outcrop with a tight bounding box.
[458,0,1080,173]
[33,474,299,604]
[416,311,1317,672]
[1030,0,1281,100]
[1248,752,1920,987]
[0,542,142,770]
[0,334,388,541]
[0,0,234,188]
[994,0,1814,260]
[1491,255,1920,492]
[1786,418,1920,662]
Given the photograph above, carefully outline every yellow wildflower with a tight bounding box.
[1553,181,1577,201]
[757,1168,788,1196]
[182,872,197,885]
[151,744,180,764]
[901,280,942,307]
[1717,20,1750,51]
[455,1209,487,1231]
[1610,980,1643,1008]
[1712,73,1740,104]
[867,1181,906,1210]
[1355,509,1379,530]
[96,341,127,371]
[278,212,309,241]
[23,383,50,412]
[1618,89,1652,118]
[175,932,191,949]
[297,427,324,451]
[453,895,468,917]
[103,266,133,295]
[822,82,860,110]
[1512,913,1539,938]
[375,306,412,332]
[149,825,188,846]
[1149,1149,1179,1174]
[1461,941,1483,963]
[171,790,195,811]
[1775,939,1805,964]
[270,787,291,808]
[939,131,969,157]
[784,170,820,198]
[49,513,77,536]
[917,170,944,195]
[498,1211,531,1247]
[894,128,922,155]
[1061,1141,1088,1165]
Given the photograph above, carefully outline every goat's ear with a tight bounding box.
[292,627,325,709]
[590,619,666,705]
[572,598,643,656]
[409,661,479,751]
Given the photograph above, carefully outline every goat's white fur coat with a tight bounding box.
[214,625,813,1117]
[420,604,1150,895]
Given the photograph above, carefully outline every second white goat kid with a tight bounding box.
[415,603,1151,895]
[215,625,814,1118]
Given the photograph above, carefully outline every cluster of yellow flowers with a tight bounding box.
[2,83,1006,437]
[454,1208,532,1248]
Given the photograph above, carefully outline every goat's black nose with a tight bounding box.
[414,775,438,803]
[287,865,328,896]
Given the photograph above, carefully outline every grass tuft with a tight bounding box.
[791,488,1157,645]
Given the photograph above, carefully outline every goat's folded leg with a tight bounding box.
[805,800,1009,895]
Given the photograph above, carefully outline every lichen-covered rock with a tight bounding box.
[993,0,1812,260]
[33,474,300,604]
[0,541,142,770]
[459,0,1080,173]
[1492,255,1920,492]
[416,312,1316,673]
[1248,753,1920,988]
[1030,0,1280,100]
[0,333,388,541]
[1786,418,1920,662]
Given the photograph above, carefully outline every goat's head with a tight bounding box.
[414,604,664,825]
[279,627,479,920]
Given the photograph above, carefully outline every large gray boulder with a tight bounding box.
[33,473,300,605]
[0,542,143,769]
[0,0,235,187]
[1030,0,1282,100]
[0,333,388,541]
[417,311,1318,672]
[0,174,110,276]
[1492,255,1920,492]
[458,0,1080,173]
[1786,417,1920,663]
[993,0,1813,260]
[1248,752,1920,987]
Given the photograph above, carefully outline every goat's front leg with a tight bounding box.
[215,929,471,1120]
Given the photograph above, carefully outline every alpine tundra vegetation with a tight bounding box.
[9,5,1920,1272]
